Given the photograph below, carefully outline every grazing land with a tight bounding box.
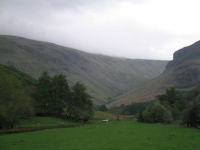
[0,119,199,150]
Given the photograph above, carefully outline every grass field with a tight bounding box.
[0,119,200,150]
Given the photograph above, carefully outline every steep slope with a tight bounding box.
[0,64,36,87]
[166,40,200,88]
[0,35,168,104]
[108,40,200,106]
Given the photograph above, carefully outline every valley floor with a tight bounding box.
[0,120,200,150]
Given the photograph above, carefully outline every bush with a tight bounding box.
[142,103,173,124]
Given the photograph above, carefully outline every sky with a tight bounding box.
[1,0,200,60]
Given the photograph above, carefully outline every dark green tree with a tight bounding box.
[99,105,108,112]
[0,72,33,129]
[34,72,71,116]
[182,103,200,127]
[33,71,52,114]
[33,72,94,122]
[122,102,152,115]
[157,87,183,120]
[71,82,94,123]
[51,74,70,116]
[158,87,183,108]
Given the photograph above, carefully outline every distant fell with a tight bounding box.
[167,40,200,69]
[0,35,168,104]
[108,40,200,106]
[167,41,200,88]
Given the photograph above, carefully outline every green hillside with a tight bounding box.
[109,40,200,106]
[0,64,36,87]
[0,35,168,104]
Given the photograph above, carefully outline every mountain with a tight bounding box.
[108,40,200,106]
[0,35,168,104]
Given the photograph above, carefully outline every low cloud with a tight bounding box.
[1,0,200,60]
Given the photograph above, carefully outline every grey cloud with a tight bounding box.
[0,0,181,60]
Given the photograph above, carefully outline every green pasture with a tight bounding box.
[0,120,200,150]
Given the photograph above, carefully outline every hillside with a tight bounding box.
[0,64,36,87]
[108,40,200,106]
[0,35,168,104]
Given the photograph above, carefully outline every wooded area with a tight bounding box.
[0,65,93,129]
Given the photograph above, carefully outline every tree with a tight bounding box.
[142,103,173,124]
[0,72,33,129]
[142,103,154,123]
[182,103,200,127]
[137,110,144,122]
[71,82,94,123]
[122,102,152,115]
[33,72,94,122]
[158,87,183,108]
[163,109,173,124]
[34,72,71,116]
[99,105,108,112]
[157,87,183,120]
[33,71,52,114]
[51,74,70,116]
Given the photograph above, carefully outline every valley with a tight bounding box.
[1,35,200,106]
[108,40,200,106]
[0,35,168,104]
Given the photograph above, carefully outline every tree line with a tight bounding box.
[33,72,93,123]
[137,87,183,124]
[103,87,200,127]
[0,65,93,129]
[137,87,200,127]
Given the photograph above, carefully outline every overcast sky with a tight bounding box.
[1,0,200,60]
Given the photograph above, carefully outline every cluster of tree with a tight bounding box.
[137,87,200,127]
[0,65,35,129]
[97,104,108,112]
[137,102,174,124]
[0,64,94,129]
[137,87,184,124]
[108,101,152,116]
[106,86,200,127]
[121,102,153,115]
[33,72,94,123]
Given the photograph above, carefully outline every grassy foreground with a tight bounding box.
[0,120,200,150]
